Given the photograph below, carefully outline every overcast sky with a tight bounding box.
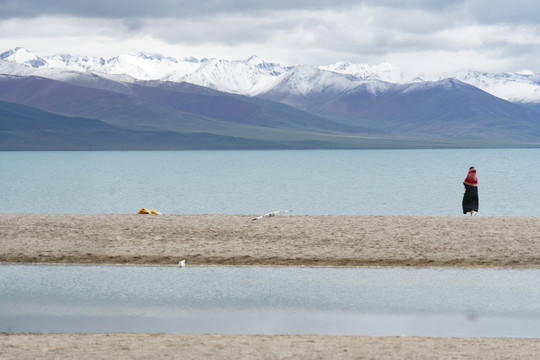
[1,0,540,75]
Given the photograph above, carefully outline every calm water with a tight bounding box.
[1,265,539,337]
[1,149,539,216]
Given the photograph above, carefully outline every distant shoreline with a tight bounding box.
[3,144,540,151]
[2,214,539,267]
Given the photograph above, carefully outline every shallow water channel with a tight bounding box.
[1,265,539,337]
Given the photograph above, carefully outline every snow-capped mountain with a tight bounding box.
[0,47,47,68]
[257,64,395,115]
[3,47,540,103]
[319,62,540,104]
[319,61,423,84]
[163,55,291,95]
[3,47,540,150]
[101,53,204,80]
[0,48,290,95]
[0,47,205,81]
[264,65,365,96]
[453,71,540,103]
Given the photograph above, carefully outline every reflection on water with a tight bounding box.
[1,265,539,337]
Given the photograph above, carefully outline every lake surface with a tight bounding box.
[1,148,539,216]
[1,265,539,337]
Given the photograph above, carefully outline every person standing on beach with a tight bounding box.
[462,167,479,216]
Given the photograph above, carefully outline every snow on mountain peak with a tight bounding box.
[269,64,379,97]
[320,61,419,84]
[164,56,290,95]
[96,53,205,80]
[453,70,540,103]
[135,52,170,61]
[46,54,106,71]
[0,47,32,61]
[246,55,266,65]
[3,47,540,103]
[0,47,46,68]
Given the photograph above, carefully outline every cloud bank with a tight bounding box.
[1,0,540,74]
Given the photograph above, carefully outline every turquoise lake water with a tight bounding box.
[1,148,539,216]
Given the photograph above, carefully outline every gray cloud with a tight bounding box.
[465,0,540,24]
[2,0,540,73]
[0,0,509,21]
[2,0,539,27]
[0,0,363,19]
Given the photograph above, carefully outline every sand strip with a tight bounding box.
[1,214,540,267]
[1,333,539,360]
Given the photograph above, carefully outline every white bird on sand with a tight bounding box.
[178,260,186,267]
[252,210,293,221]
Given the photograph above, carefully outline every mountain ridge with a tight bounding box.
[3,47,540,103]
[2,47,540,149]
[1,74,406,150]
[0,99,292,150]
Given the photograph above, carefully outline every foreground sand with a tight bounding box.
[1,214,540,267]
[2,214,540,359]
[1,333,539,360]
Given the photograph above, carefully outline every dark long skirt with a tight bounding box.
[462,184,479,214]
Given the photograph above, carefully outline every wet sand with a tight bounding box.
[1,213,540,359]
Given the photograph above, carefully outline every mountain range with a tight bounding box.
[1,47,540,150]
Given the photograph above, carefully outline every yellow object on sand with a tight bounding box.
[138,208,161,215]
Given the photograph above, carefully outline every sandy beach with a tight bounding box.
[1,213,540,359]
[1,333,539,360]
[1,214,540,267]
